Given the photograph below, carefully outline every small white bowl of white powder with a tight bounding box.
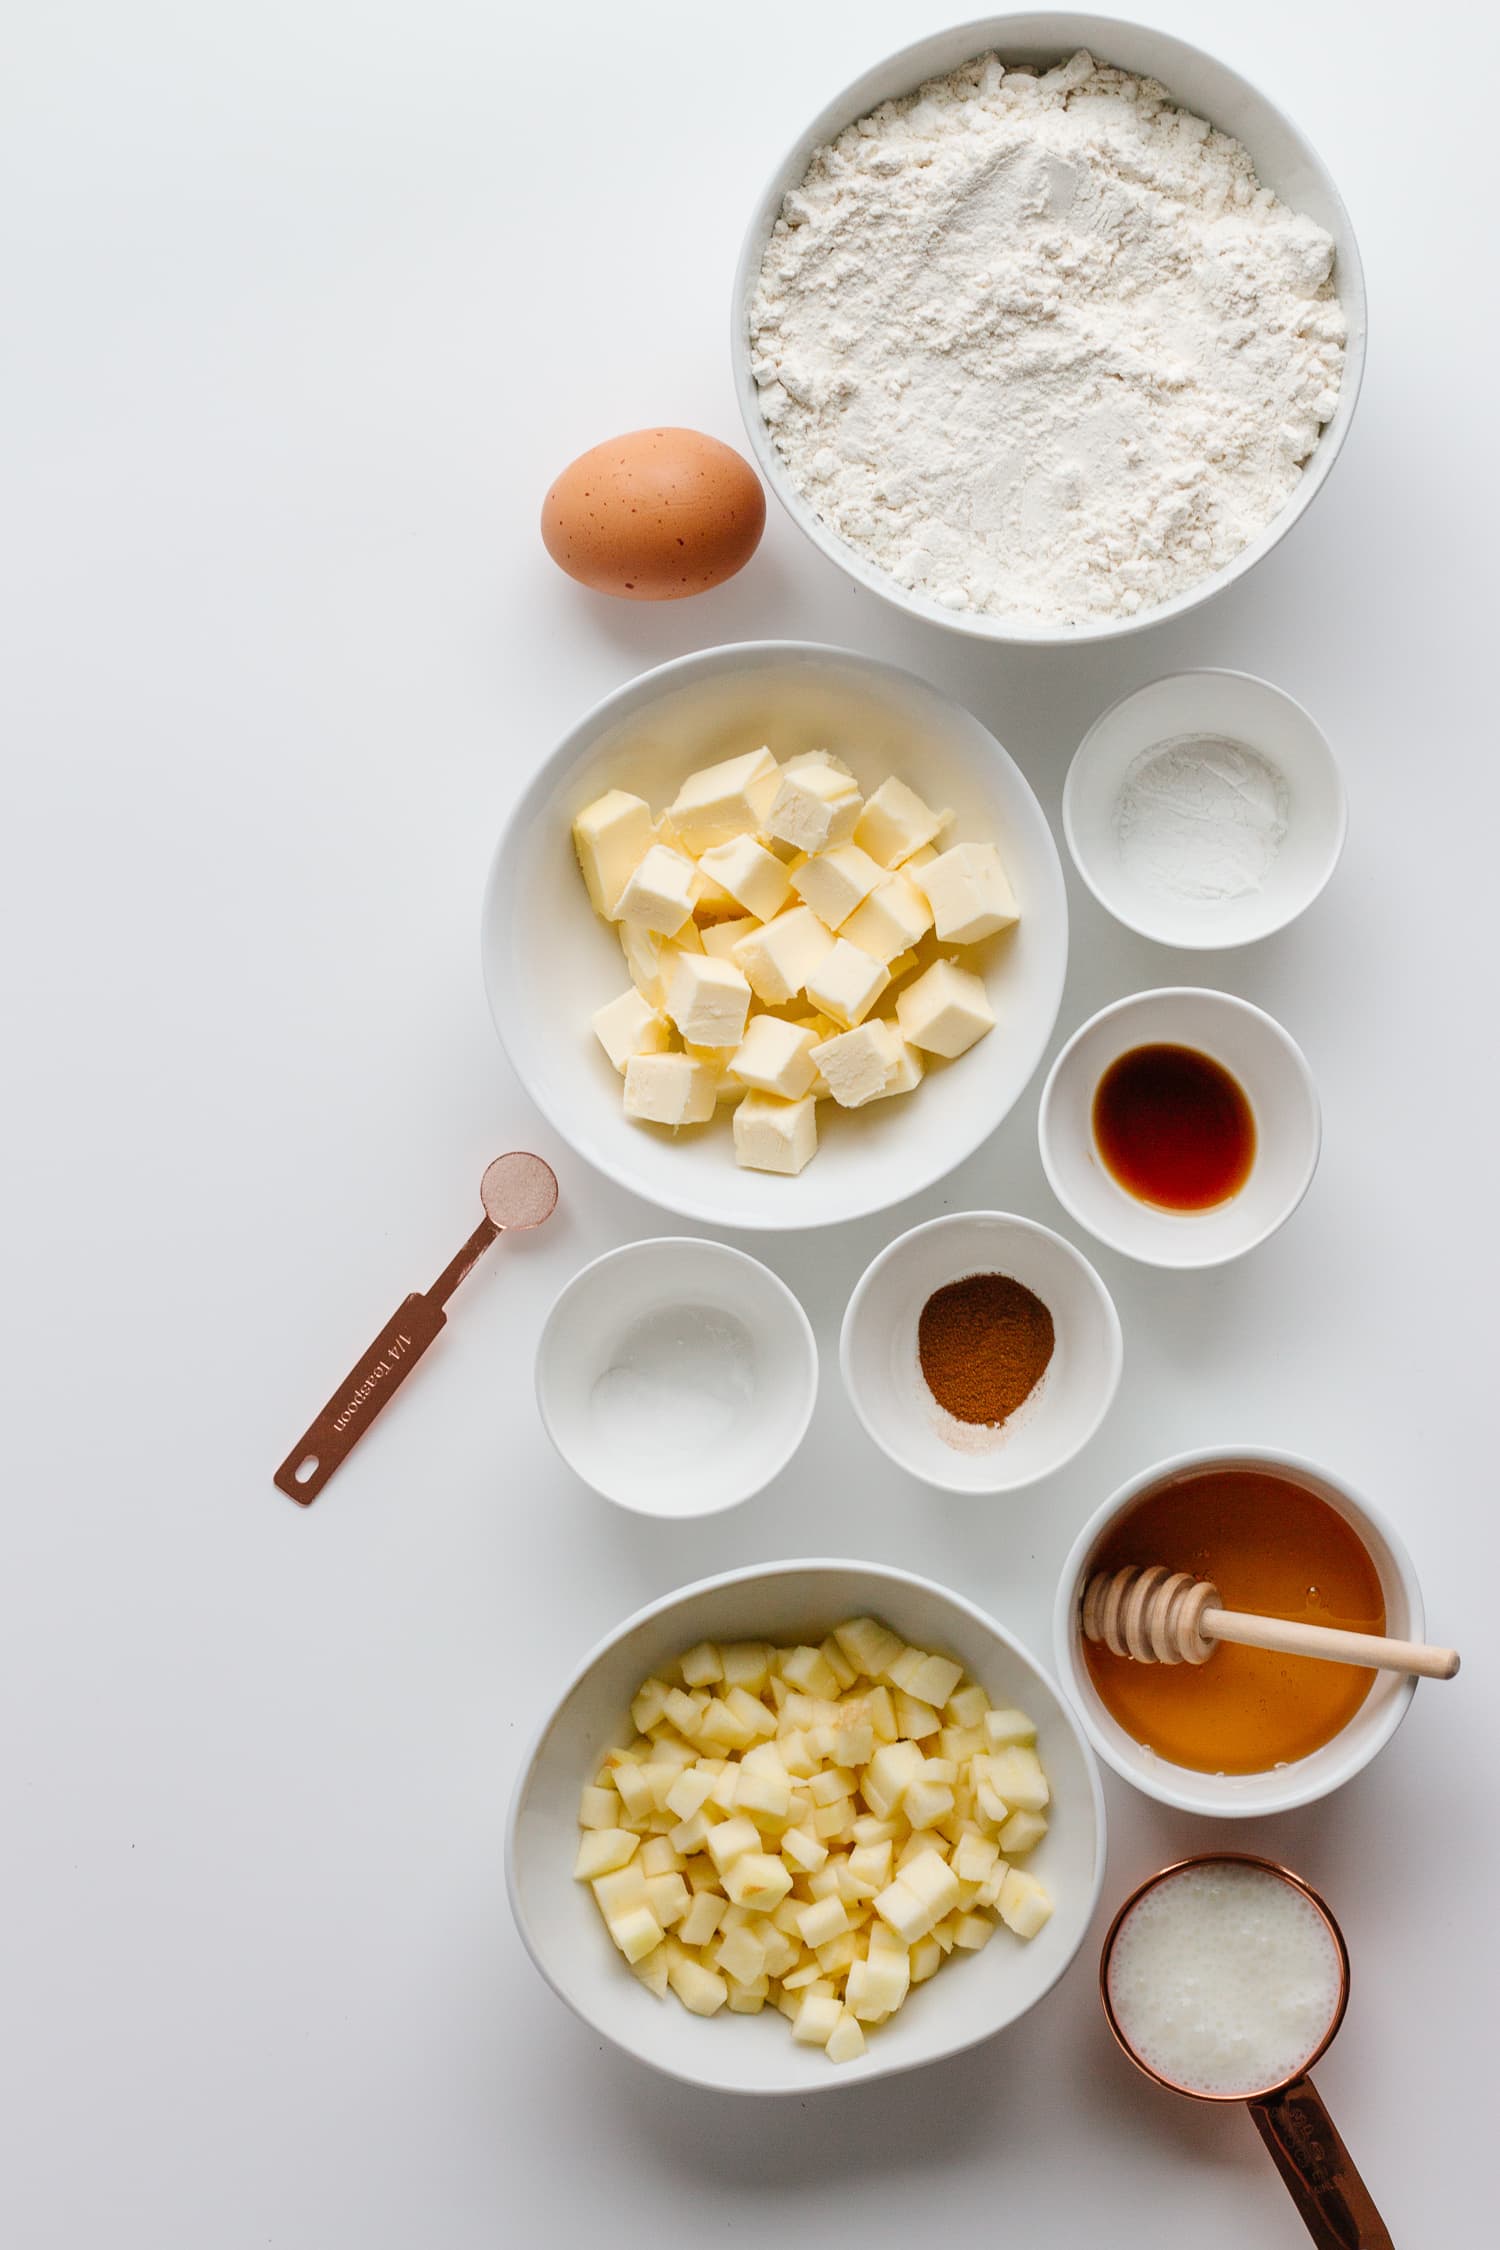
[1063,669,1346,947]
[735,18,1365,643]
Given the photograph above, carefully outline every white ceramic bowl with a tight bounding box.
[1038,988,1321,1269]
[1063,671,1347,948]
[534,1237,817,1518]
[1053,1448,1423,1816]
[508,1559,1106,2093]
[840,1212,1122,1494]
[732,14,1366,646]
[482,642,1068,1230]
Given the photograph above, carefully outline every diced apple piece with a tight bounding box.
[826,2011,867,2064]
[726,1975,770,2014]
[903,1779,956,1832]
[954,1833,1001,1885]
[720,1642,773,1693]
[833,1617,907,1678]
[846,1948,910,2023]
[952,1911,996,1952]
[909,1934,943,1985]
[663,1768,715,1824]
[578,1785,622,1831]
[666,1952,729,2016]
[997,1868,1053,1940]
[984,1706,1038,1747]
[644,1873,691,1929]
[591,1865,648,1922]
[574,1829,641,1882]
[983,1745,1050,1813]
[997,1810,1048,1857]
[714,1922,768,1987]
[779,1645,842,1700]
[872,1878,931,1947]
[677,1891,725,1950]
[640,1836,686,1878]
[705,1817,760,1875]
[795,1895,851,1951]
[893,1690,941,1740]
[608,1906,665,1964]
[631,1943,671,1998]
[723,1853,793,1912]
[781,1825,827,1875]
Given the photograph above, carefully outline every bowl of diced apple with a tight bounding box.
[506,1559,1106,2093]
[482,642,1068,1230]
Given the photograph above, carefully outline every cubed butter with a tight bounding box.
[766,753,862,854]
[912,841,1019,944]
[804,938,891,1030]
[895,959,995,1059]
[667,747,781,851]
[790,843,884,929]
[572,790,656,917]
[810,1021,900,1109]
[732,906,835,1006]
[592,987,670,1073]
[697,836,792,922]
[663,953,752,1048]
[729,1014,819,1099]
[840,869,934,961]
[733,1091,818,1176]
[619,921,701,1007]
[623,1053,720,1127]
[854,777,949,868]
[616,843,698,936]
[701,914,762,961]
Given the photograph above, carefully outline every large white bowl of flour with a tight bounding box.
[733,16,1366,645]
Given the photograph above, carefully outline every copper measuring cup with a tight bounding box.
[1100,1853,1393,2250]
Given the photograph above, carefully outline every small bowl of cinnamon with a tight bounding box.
[839,1211,1122,1494]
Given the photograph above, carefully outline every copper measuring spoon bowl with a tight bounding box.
[1099,1853,1393,2250]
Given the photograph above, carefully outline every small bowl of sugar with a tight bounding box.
[1063,671,1346,950]
[535,1237,818,1517]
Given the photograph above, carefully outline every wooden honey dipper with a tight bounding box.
[1082,1564,1460,1681]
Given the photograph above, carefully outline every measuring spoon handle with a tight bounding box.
[1249,2075,1395,2250]
[273,1293,448,1505]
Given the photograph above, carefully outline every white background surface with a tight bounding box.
[3,3,1493,2243]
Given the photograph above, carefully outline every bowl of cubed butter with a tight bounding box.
[506,1558,1106,2093]
[482,642,1068,1229]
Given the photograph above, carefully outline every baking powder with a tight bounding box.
[1114,736,1289,902]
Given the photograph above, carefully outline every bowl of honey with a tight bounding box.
[1038,987,1320,1269]
[1053,1447,1424,1816]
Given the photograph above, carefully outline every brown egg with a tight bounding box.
[541,428,766,600]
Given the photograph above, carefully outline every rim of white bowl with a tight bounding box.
[480,638,1069,1232]
[506,1555,1109,2092]
[533,1236,819,1518]
[730,13,1368,647]
[839,1210,1124,1494]
[1061,669,1350,949]
[1037,986,1322,1269]
[1050,1445,1424,1815]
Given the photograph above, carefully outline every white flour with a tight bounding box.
[1115,735,1289,901]
[750,51,1347,627]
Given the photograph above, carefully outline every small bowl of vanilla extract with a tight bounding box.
[1038,987,1321,1269]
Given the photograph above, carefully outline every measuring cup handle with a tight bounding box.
[273,1293,447,1505]
[1249,2075,1395,2250]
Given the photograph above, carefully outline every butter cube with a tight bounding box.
[697,836,792,922]
[619,921,701,1007]
[810,1021,900,1109]
[667,747,781,851]
[805,938,891,1030]
[592,988,670,1073]
[913,841,1019,944]
[766,753,862,854]
[854,777,950,869]
[729,1015,819,1099]
[623,1053,719,1127]
[790,843,884,929]
[841,870,934,961]
[616,843,698,935]
[895,959,995,1059]
[701,914,761,961]
[663,953,752,1048]
[871,1033,924,1100]
[572,789,656,917]
[682,1045,738,1102]
[732,906,835,1005]
[733,1091,818,1176]
[690,867,742,925]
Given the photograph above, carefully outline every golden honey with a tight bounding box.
[1083,1468,1386,1774]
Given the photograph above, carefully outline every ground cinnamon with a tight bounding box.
[917,1272,1055,1427]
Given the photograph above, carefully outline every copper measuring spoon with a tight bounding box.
[1100,1853,1393,2250]
[274,1151,558,1505]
